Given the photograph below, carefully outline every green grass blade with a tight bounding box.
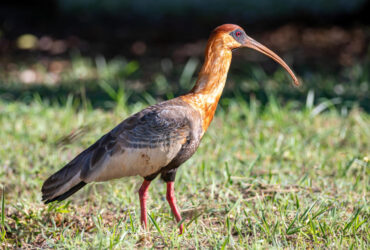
[148,213,163,236]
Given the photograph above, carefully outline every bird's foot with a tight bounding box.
[178,222,184,235]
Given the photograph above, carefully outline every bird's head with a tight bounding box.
[211,24,300,86]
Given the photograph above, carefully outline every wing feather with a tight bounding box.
[80,101,192,182]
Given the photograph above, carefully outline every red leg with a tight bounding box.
[138,180,151,230]
[166,181,184,234]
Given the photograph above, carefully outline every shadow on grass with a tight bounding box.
[0,77,369,113]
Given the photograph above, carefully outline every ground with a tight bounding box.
[0,52,369,248]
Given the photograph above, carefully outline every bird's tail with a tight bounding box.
[41,153,89,204]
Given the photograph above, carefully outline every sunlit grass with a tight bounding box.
[0,54,369,248]
[0,92,368,248]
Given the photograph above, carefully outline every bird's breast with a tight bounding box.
[180,92,222,135]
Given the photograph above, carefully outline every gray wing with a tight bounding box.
[80,101,192,182]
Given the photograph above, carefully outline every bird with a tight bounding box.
[41,24,299,234]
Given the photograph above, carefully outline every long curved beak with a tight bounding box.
[244,36,300,86]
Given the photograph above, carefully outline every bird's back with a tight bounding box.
[82,98,202,181]
[42,97,203,202]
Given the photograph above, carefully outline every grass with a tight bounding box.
[0,55,369,248]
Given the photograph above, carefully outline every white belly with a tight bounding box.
[89,143,182,182]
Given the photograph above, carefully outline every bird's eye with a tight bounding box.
[229,29,245,44]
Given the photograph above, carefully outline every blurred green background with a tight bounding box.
[0,0,369,111]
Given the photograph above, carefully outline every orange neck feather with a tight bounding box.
[181,35,233,134]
